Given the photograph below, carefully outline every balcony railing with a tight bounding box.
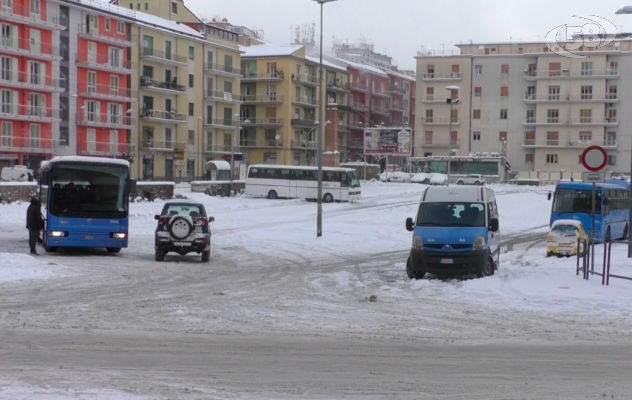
[423,117,460,125]
[140,47,187,65]
[524,69,620,79]
[76,53,136,73]
[140,77,186,93]
[140,109,187,122]
[78,25,136,47]
[371,105,390,115]
[292,96,317,106]
[205,118,240,127]
[290,139,317,149]
[327,81,350,91]
[241,71,284,80]
[391,103,404,111]
[206,143,238,153]
[0,104,60,121]
[291,118,317,127]
[523,139,619,148]
[141,139,186,151]
[241,118,283,126]
[0,70,65,92]
[78,83,137,100]
[372,88,389,97]
[0,36,64,59]
[0,135,56,153]
[522,117,618,125]
[389,83,406,93]
[422,94,449,103]
[204,63,242,76]
[78,141,136,156]
[524,93,619,102]
[240,94,284,103]
[350,82,369,92]
[76,113,135,127]
[348,121,365,129]
[292,73,317,85]
[241,138,283,148]
[351,102,369,111]
[0,2,66,29]
[422,72,462,80]
[422,139,460,148]
[204,90,240,102]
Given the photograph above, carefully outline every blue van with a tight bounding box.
[405,186,500,279]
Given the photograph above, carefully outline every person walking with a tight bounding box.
[26,197,44,255]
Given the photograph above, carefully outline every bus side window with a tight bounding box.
[278,169,292,179]
[340,172,348,187]
[249,168,258,178]
[295,170,305,180]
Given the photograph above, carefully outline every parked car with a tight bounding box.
[456,174,486,186]
[154,201,214,262]
[429,173,448,186]
[1,165,33,182]
[385,172,411,183]
[546,220,587,257]
[411,173,429,184]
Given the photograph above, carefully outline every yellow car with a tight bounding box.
[546,220,587,257]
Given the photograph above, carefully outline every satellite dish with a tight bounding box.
[275,134,280,140]
[478,45,484,50]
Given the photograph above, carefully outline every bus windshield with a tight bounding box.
[348,171,360,188]
[416,202,486,227]
[50,164,129,218]
[553,189,602,215]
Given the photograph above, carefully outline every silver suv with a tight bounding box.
[154,201,214,262]
[456,174,486,186]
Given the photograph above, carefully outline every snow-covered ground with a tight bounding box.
[2,181,632,398]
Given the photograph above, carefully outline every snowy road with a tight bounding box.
[1,182,632,398]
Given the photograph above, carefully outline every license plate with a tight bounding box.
[174,242,189,246]
[84,235,93,240]
[440,259,454,264]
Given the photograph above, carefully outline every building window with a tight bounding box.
[525,154,534,163]
[425,109,433,123]
[580,85,593,100]
[474,65,482,74]
[579,131,592,142]
[499,131,507,141]
[501,64,509,74]
[189,46,194,60]
[171,1,177,14]
[473,131,481,141]
[188,129,194,145]
[500,86,508,97]
[579,109,592,123]
[451,109,458,123]
[424,131,433,144]
[144,2,148,10]
[500,109,508,119]
[546,154,558,164]
[578,155,583,164]
[136,2,140,9]
[608,155,617,165]
[524,131,535,145]
[188,102,194,116]
[474,87,481,97]
[526,110,535,123]
[473,109,481,119]
[547,131,559,146]
[581,61,593,76]
[117,21,125,34]
[189,74,193,88]
[606,131,616,146]
[129,3,133,9]
[547,109,559,123]
[548,86,560,100]
[105,18,110,31]
[608,85,617,100]
[403,99,408,108]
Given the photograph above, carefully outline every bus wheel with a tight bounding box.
[268,190,278,200]
[605,227,611,242]
[324,193,334,203]
[106,247,121,253]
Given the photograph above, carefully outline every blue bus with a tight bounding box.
[548,180,630,241]
[38,156,136,253]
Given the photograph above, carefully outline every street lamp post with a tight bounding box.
[311,0,338,237]
[445,85,460,187]
[197,117,202,180]
[234,114,250,196]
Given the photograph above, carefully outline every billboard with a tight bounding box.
[363,128,411,156]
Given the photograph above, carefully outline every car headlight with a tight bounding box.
[50,231,67,237]
[110,233,127,239]
[412,235,423,250]
[473,236,487,250]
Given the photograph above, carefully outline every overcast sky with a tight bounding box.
[185,0,632,70]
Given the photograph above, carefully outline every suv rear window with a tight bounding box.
[163,204,205,218]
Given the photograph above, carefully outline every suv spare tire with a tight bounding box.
[169,215,193,239]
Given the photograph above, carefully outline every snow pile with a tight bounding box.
[0,380,149,399]
[0,253,63,283]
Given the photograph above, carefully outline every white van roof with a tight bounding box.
[422,186,493,203]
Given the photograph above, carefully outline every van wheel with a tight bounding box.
[477,258,494,278]
[324,193,334,203]
[155,249,165,262]
[406,256,425,280]
[106,247,121,253]
[201,250,210,263]
[457,180,464,185]
[268,190,278,200]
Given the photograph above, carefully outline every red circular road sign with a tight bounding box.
[581,145,608,171]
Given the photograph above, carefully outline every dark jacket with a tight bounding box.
[26,198,44,230]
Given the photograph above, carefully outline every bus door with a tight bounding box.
[288,169,298,198]
[340,171,349,201]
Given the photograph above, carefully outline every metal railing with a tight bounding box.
[78,83,137,99]
[0,104,60,120]
[389,83,406,93]
[292,73,317,84]
[371,105,390,115]
[422,139,460,147]
[524,69,619,78]
[141,139,186,150]
[292,96,317,105]
[241,118,283,125]
[0,36,64,58]
[422,72,462,79]
[205,118,240,127]
[76,53,136,71]
[0,135,56,153]
[351,102,369,111]
[240,94,283,103]
[350,82,369,92]
[291,118,317,127]
[241,139,283,148]
[0,2,66,28]
[391,103,404,111]
[141,47,187,64]
[423,117,460,125]
[241,71,284,80]
[76,113,135,126]
[326,81,349,91]
[0,70,65,90]
[206,143,237,153]
[78,24,136,45]
[422,94,450,102]
[291,139,317,149]
[524,93,619,101]
[140,77,186,92]
[523,117,618,125]
[140,109,186,121]
[204,63,242,76]
[577,237,632,286]
[78,141,136,156]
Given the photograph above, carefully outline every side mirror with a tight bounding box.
[547,192,552,201]
[490,218,499,232]
[154,215,161,220]
[209,216,215,223]
[603,197,610,206]
[129,178,137,194]
[405,217,414,232]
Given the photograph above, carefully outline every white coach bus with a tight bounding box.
[245,164,361,202]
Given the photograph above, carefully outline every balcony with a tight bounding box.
[140,47,187,67]
[76,113,135,129]
[326,81,349,93]
[241,71,284,82]
[421,94,450,103]
[140,77,186,95]
[372,88,390,98]
[241,138,284,148]
[338,124,349,132]
[350,82,369,93]
[0,36,64,61]
[523,93,619,104]
[76,53,136,74]
[78,25,136,47]
[337,103,352,112]
[78,83,137,102]
[204,118,240,129]
[140,138,186,152]
[140,109,187,124]
[0,2,66,30]
[0,135,55,154]
[291,118,317,128]
[422,72,462,81]
[422,139,460,148]
[0,71,65,93]
[290,139,317,150]
[371,105,390,116]
[78,141,136,157]
[391,103,404,111]
[524,69,620,80]
[389,83,406,94]
[350,101,369,112]
[291,73,318,87]
[241,118,283,127]
[292,96,317,107]
[348,121,365,130]
[240,94,283,105]
[522,139,619,149]
[203,90,241,104]
[205,143,238,153]
[522,117,618,126]
[423,117,460,126]
[0,105,61,122]
[204,63,242,78]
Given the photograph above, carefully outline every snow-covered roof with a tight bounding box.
[305,55,347,72]
[551,219,584,229]
[240,44,302,58]
[331,57,388,77]
[137,181,175,186]
[40,156,130,169]
[135,11,204,39]
[422,186,484,203]
[205,160,231,171]
[386,69,415,82]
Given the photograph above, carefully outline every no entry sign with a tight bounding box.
[581,146,608,172]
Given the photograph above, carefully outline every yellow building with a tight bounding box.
[239,44,350,165]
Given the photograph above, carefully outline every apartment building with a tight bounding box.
[239,44,349,166]
[0,0,66,171]
[416,39,632,174]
